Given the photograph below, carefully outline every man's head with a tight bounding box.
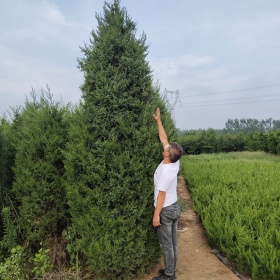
[168,142,184,163]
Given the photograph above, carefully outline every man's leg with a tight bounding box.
[157,203,180,277]
[158,203,180,275]
[172,217,179,271]
[157,216,174,277]
[172,202,180,272]
[157,220,179,276]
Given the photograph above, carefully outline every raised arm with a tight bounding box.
[153,108,169,149]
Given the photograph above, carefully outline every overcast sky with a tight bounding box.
[1,0,280,130]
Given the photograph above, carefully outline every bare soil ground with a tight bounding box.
[141,176,246,280]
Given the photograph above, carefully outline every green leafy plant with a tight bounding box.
[62,226,81,271]
[0,246,27,280]
[32,248,53,278]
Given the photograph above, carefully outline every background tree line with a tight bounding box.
[178,127,280,155]
[224,118,280,134]
[179,117,280,136]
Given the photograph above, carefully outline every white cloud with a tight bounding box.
[41,1,69,25]
[150,55,215,78]
[0,58,83,115]
[0,1,86,115]
[149,54,242,93]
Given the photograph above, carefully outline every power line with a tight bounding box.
[179,97,280,107]
[180,83,280,97]
[180,92,280,106]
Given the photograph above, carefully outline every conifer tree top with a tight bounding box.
[78,0,154,139]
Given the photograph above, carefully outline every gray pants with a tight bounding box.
[157,201,181,277]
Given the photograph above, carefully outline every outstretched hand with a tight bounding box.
[153,108,161,122]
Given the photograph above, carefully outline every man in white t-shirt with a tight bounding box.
[152,108,183,280]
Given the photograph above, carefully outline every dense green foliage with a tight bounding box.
[0,120,15,199]
[0,90,74,278]
[11,91,70,249]
[64,1,176,279]
[181,152,280,280]
[0,119,16,257]
[178,129,280,155]
[0,1,177,278]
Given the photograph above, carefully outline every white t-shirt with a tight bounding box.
[154,160,180,207]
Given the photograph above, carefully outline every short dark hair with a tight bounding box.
[169,142,184,163]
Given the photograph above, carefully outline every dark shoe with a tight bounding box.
[152,272,175,280]
[158,269,176,279]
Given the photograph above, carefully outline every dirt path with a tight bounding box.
[141,176,242,280]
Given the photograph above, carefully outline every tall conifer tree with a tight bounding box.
[65,1,177,278]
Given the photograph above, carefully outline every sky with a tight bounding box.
[1,0,280,130]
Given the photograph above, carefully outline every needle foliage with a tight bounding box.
[64,1,176,279]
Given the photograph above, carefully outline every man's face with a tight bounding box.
[163,145,171,158]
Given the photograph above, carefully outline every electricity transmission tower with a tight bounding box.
[163,88,181,121]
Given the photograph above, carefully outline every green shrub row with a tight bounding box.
[181,152,280,280]
[178,129,280,155]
